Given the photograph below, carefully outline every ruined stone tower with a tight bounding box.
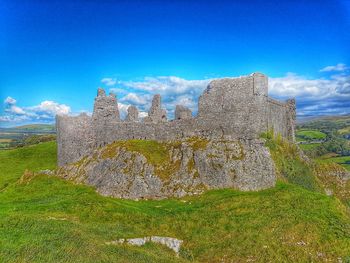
[56,73,296,166]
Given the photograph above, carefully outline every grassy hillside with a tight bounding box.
[0,141,56,190]
[297,115,350,139]
[296,130,327,141]
[1,142,350,262]
[0,124,56,149]
[317,155,350,172]
[296,115,350,171]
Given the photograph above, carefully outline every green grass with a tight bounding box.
[0,142,11,149]
[0,141,56,190]
[102,140,168,165]
[1,141,350,262]
[101,140,182,180]
[296,129,327,141]
[264,132,321,192]
[317,155,350,171]
[339,126,350,135]
[298,143,321,151]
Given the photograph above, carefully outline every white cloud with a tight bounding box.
[109,87,128,95]
[118,76,211,117]
[4,96,16,105]
[101,77,117,86]
[0,115,30,123]
[269,71,350,117]
[120,93,151,105]
[122,76,210,95]
[4,97,26,115]
[2,65,349,125]
[1,97,71,125]
[29,101,71,116]
[320,63,348,72]
[117,102,129,118]
[139,111,148,118]
[8,105,26,115]
[113,72,350,118]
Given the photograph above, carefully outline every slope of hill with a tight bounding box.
[296,115,350,173]
[0,141,56,190]
[0,141,350,262]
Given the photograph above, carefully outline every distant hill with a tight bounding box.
[297,114,350,123]
[297,115,350,136]
[11,124,55,131]
[0,124,55,134]
[0,124,56,148]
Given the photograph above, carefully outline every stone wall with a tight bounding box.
[56,113,93,166]
[56,72,296,166]
[267,97,296,140]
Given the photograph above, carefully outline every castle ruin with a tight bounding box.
[57,73,296,167]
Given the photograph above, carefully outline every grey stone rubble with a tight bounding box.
[56,72,296,198]
[106,236,183,255]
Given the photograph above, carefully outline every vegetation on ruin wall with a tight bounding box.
[100,138,209,180]
[263,130,350,208]
[185,136,209,151]
[262,131,321,192]
[1,142,350,262]
[102,140,169,166]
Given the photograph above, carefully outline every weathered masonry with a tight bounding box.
[56,73,296,166]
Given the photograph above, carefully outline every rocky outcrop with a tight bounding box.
[126,106,139,122]
[106,236,183,255]
[175,105,192,120]
[144,94,167,123]
[57,137,276,200]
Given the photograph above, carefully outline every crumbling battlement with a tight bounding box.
[56,73,296,166]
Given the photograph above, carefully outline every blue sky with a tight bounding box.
[1,0,350,126]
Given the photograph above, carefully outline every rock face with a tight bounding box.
[126,106,139,122]
[57,137,276,200]
[106,236,183,255]
[175,105,192,120]
[145,94,167,123]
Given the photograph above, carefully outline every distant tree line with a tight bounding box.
[9,134,56,148]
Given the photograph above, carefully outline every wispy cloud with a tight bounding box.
[4,96,16,105]
[101,77,117,86]
[320,63,348,72]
